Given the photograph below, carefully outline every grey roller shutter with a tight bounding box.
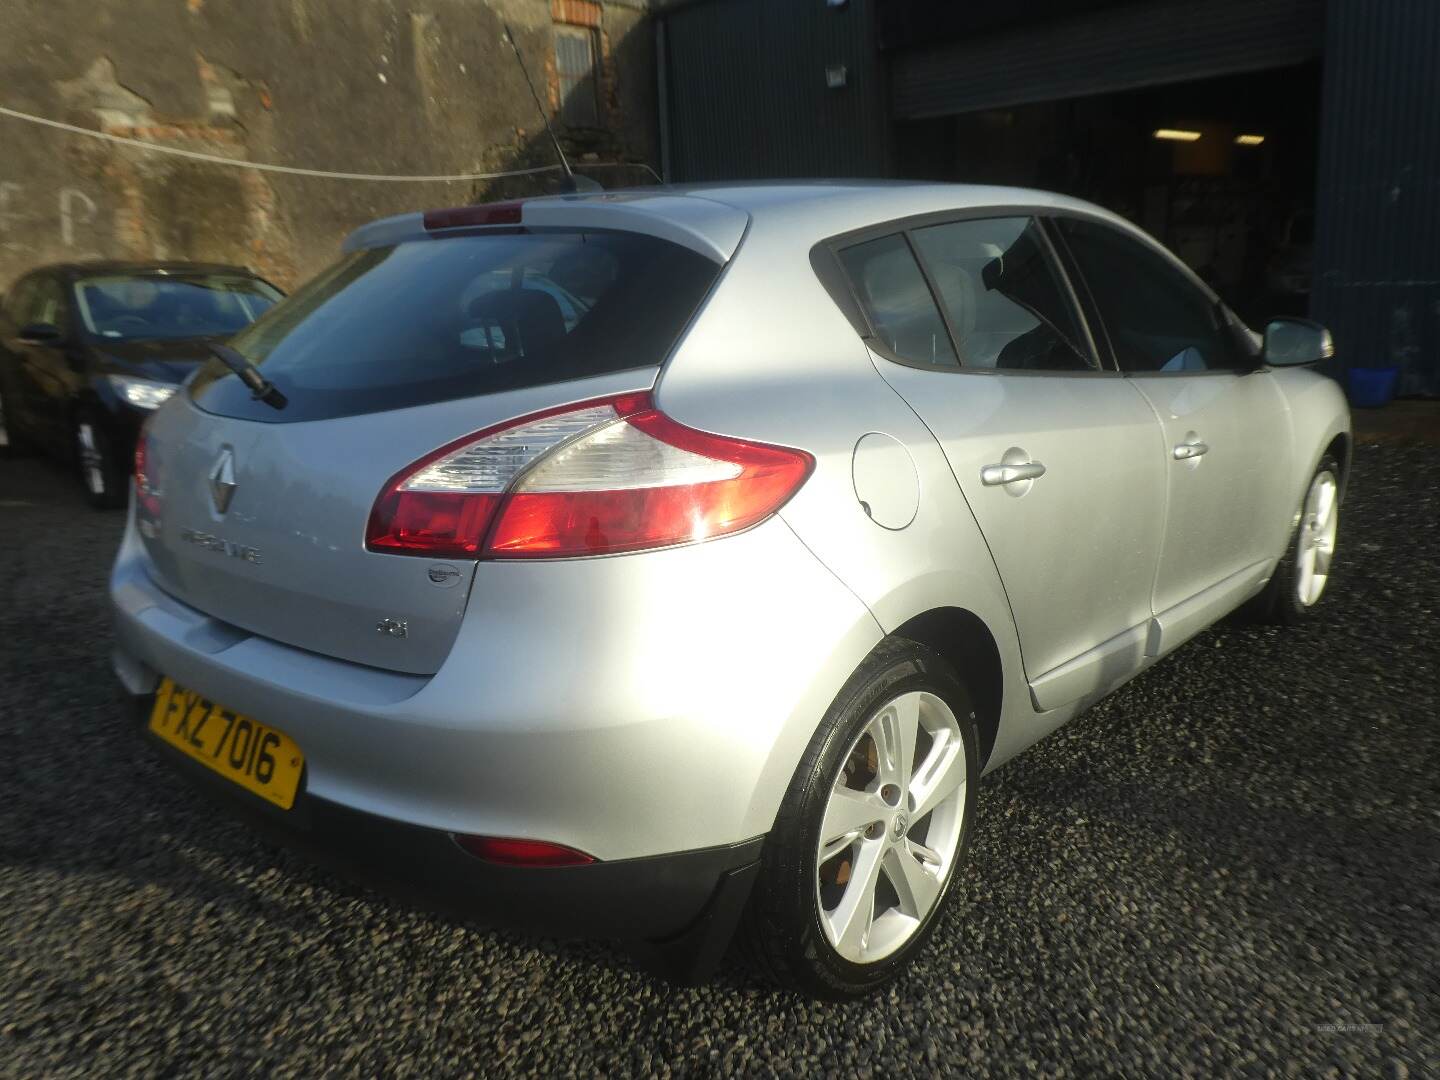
[893,0,1324,120]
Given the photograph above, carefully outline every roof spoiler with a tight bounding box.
[342,195,749,263]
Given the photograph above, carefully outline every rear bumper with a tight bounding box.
[130,692,761,977]
[111,499,881,859]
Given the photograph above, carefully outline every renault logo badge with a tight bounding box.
[209,448,237,515]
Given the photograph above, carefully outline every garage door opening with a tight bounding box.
[896,62,1323,327]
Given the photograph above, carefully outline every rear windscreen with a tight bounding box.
[189,230,721,422]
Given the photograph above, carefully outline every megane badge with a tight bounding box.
[179,528,262,564]
[209,448,237,515]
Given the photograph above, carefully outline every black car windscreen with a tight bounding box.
[76,275,281,341]
[189,230,722,423]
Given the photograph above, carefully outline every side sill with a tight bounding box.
[1145,560,1271,658]
[1028,622,1149,712]
[1027,560,1273,712]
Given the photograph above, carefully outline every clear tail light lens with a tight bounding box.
[366,393,813,560]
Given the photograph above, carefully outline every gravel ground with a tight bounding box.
[1,446,1436,1078]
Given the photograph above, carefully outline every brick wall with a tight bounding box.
[0,0,657,293]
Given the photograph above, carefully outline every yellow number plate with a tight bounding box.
[148,677,304,810]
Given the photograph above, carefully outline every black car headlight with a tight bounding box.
[106,374,176,410]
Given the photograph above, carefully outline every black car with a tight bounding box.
[0,262,283,506]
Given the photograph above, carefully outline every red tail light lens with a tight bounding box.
[365,393,813,560]
[365,490,501,558]
[133,426,161,515]
[453,834,595,867]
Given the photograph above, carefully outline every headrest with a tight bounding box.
[929,262,977,340]
[468,288,567,355]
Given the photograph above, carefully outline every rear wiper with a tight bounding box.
[208,343,287,410]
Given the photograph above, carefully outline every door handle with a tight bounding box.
[1172,440,1209,460]
[980,460,1046,486]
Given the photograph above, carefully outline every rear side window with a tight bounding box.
[839,234,958,368]
[910,217,1094,371]
[1058,218,1243,373]
[190,231,721,422]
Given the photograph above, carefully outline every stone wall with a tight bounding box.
[0,0,656,293]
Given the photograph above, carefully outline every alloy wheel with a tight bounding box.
[815,690,968,964]
[1296,469,1338,607]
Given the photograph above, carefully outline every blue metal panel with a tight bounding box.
[1311,0,1440,396]
[660,0,888,182]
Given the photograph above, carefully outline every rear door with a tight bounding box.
[22,275,79,443]
[836,215,1167,709]
[136,225,726,674]
[1055,216,1294,650]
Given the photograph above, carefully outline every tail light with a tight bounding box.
[423,201,524,230]
[366,392,813,560]
[134,426,161,515]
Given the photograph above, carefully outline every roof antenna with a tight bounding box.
[503,23,601,194]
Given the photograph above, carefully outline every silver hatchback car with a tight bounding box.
[112,183,1349,998]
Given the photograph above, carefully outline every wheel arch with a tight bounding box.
[68,384,108,433]
[1323,430,1351,504]
[1268,366,1351,511]
[890,606,1003,769]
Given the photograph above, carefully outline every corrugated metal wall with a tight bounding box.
[659,0,888,182]
[891,0,1323,119]
[1311,0,1440,395]
[657,0,1439,397]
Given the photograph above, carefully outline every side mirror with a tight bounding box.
[1263,317,1333,367]
[18,321,62,345]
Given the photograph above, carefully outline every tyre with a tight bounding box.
[742,637,979,999]
[1243,454,1341,625]
[75,414,127,509]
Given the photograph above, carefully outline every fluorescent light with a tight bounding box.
[1235,134,1266,146]
[1153,128,1202,142]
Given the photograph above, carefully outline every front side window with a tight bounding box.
[911,217,1094,372]
[73,274,281,341]
[839,234,958,368]
[3,276,38,325]
[26,277,68,330]
[1058,218,1244,373]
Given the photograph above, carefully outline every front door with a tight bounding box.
[1056,217,1294,650]
[836,216,1167,710]
[0,275,42,443]
[2,274,77,453]
[16,276,77,450]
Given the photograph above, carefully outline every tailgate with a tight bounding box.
[135,372,654,674]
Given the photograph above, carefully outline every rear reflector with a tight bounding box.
[454,834,595,867]
[366,392,813,560]
[422,201,524,230]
